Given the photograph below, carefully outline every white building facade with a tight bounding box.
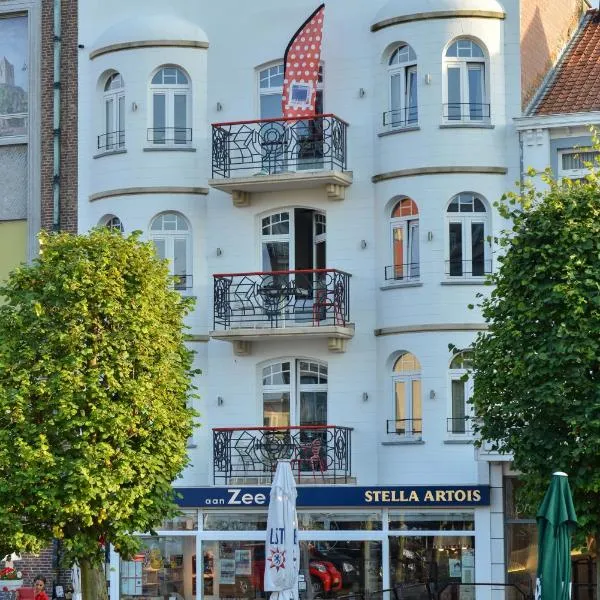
[76,1,585,599]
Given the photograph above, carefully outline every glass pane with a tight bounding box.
[300,391,327,426]
[407,68,418,123]
[412,379,422,433]
[176,68,189,84]
[393,353,421,372]
[409,221,420,278]
[203,512,268,531]
[452,380,466,433]
[262,361,291,386]
[120,536,195,600]
[105,98,113,137]
[118,95,125,146]
[159,509,198,531]
[390,73,402,126]
[153,94,166,144]
[263,392,290,427]
[389,512,475,531]
[151,70,162,84]
[173,238,187,290]
[506,523,537,600]
[389,535,475,593]
[449,222,463,276]
[153,239,166,260]
[260,93,283,119]
[298,512,382,531]
[174,94,187,144]
[468,65,484,120]
[447,67,461,120]
[393,225,404,279]
[446,42,458,57]
[395,381,406,432]
[471,222,485,276]
[262,242,289,272]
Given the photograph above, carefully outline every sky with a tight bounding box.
[0,15,28,91]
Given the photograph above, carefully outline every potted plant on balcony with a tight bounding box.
[0,567,23,591]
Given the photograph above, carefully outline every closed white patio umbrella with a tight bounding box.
[264,460,300,600]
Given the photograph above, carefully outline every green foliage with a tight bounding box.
[470,154,600,542]
[0,229,198,565]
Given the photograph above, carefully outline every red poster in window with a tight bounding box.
[282,4,324,119]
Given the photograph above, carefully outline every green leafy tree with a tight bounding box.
[0,229,197,594]
[470,166,600,559]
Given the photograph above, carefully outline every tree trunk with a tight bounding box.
[80,561,108,600]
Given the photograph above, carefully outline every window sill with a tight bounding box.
[0,135,27,146]
[378,125,420,137]
[143,146,196,152]
[441,279,490,286]
[94,148,127,159]
[443,438,474,445]
[439,122,494,130]
[380,281,423,291]
[382,439,425,446]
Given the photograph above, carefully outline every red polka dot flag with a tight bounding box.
[282,4,325,119]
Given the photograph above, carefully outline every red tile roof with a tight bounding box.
[533,10,600,115]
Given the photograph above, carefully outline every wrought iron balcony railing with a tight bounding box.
[442,103,491,122]
[382,107,419,128]
[211,113,348,178]
[445,259,492,278]
[212,425,353,484]
[147,127,192,145]
[384,263,420,281]
[173,274,193,291]
[97,130,125,151]
[447,417,474,434]
[386,419,423,437]
[213,269,351,329]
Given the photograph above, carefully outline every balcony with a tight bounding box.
[211,269,354,355]
[97,130,125,152]
[382,107,419,129]
[384,263,420,282]
[212,425,354,485]
[445,259,492,279]
[146,127,193,146]
[386,419,422,439]
[209,114,352,206]
[447,417,474,436]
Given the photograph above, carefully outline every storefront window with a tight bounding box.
[389,536,475,600]
[120,536,196,600]
[202,539,382,600]
[389,512,474,531]
[160,510,198,531]
[203,511,268,531]
[298,511,382,531]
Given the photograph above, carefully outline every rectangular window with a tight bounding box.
[471,222,485,276]
[153,94,166,144]
[409,221,420,278]
[406,66,418,124]
[394,380,406,432]
[390,72,402,126]
[449,222,463,276]
[447,66,461,120]
[468,64,484,120]
[118,95,125,147]
[392,225,404,279]
[174,93,187,144]
[105,98,114,147]
[263,391,290,427]
[412,379,422,434]
[451,380,466,433]
[173,238,187,290]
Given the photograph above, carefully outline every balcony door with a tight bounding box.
[262,360,328,470]
[260,209,326,323]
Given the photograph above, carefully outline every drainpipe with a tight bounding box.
[52,0,61,231]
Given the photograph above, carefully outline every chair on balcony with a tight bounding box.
[291,438,325,482]
[312,283,344,326]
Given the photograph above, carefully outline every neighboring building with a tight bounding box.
[74,1,586,600]
[0,0,77,592]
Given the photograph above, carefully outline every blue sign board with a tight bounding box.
[176,485,489,508]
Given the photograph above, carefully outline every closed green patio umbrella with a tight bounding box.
[535,472,578,600]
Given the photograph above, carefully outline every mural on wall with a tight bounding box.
[0,14,28,138]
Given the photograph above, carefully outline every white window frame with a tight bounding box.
[387,44,418,128]
[390,353,422,439]
[445,193,490,279]
[448,351,474,438]
[102,72,125,151]
[388,198,419,281]
[443,39,489,123]
[558,148,600,180]
[99,214,124,232]
[149,66,192,146]
[149,212,193,294]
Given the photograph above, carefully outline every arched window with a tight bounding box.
[149,212,192,291]
[101,72,125,150]
[446,193,490,278]
[388,198,419,280]
[449,351,474,435]
[150,66,191,145]
[99,214,124,232]
[444,39,488,122]
[387,44,417,128]
[391,352,422,438]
